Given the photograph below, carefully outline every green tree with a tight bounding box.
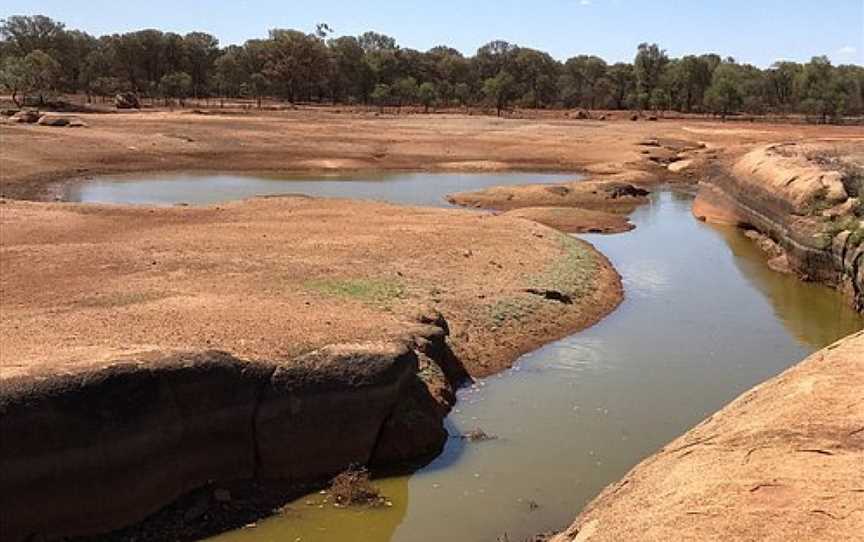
[766,61,802,112]
[159,71,192,106]
[454,82,471,108]
[634,43,669,109]
[183,32,219,99]
[370,82,391,112]
[704,63,743,118]
[393,76,418,111]
[482,70,516,116]
[0,49,61,107]
[418,81,437,112]
[798,56,846,123]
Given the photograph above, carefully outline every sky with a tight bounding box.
[7,0,864,67]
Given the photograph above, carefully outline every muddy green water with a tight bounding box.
[68,174,863,542]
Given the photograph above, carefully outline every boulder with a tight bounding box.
[9,110,40,123]
[36,115,71,127]
[115,92,140,109]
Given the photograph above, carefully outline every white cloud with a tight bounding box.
[837,45,857,55]
[580,0,592,5]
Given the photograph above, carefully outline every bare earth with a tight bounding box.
[0,196,619,379]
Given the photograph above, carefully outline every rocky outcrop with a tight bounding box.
[548,331,864,542]
[446,179,650,213]
[114,92,141,109]
[0,316,463,542]
[693,144,864,310]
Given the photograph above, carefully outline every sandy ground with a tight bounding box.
[0,196,620,379]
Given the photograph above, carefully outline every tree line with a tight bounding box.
[1,14,862,121]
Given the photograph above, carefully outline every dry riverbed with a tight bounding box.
[1,108,863,541]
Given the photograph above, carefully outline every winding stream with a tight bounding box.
[67,173,863,542]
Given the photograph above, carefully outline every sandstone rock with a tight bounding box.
[9,110,40,123]
[115,92,140,109]
[36,115,71,127]
[668,158,694,173]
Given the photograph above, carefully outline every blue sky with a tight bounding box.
[8,0,863,66]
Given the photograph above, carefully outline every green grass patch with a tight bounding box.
[823,215,864,248]
[305,277,405,304]
[485,233,599,327]
[529,233,598,299]
[488,297,538,326]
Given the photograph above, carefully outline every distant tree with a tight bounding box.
[704,63,743,118]
[213,49,245,106]
[475,40,518,81]
[418,81,437,112]
[515,48,560,108]
[606,62,635,109]
[0,15,66,56]
[159,71,192,106]
[358,31,398,54]
[393,76,418,111]
[265,29,330,102]
[0,49,61,107]
[244,72,269,108]
[370,82,391,112]
[798,56,846,123]
[183,32,219,99]
[650,87,671,113]
[634,43,669,109]
[90,76,124,102]
[454,82,472,108]
[766,61,801,112]
[483,70,516,116]
[561,55,607,109]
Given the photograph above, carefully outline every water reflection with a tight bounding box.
[716,224,863,348]
[63,172,575,207]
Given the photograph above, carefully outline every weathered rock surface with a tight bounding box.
[0,318,461,542]
[548,331,864,542]
[36,114,72,127]
[9,110,40,123]
[114,92,140,109]
[694,144,863,309]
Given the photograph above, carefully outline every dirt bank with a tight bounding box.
[1,337,449,542]
[548,331,864,542]
[694,141,864,309]
[503,206,635,234]
[0,195,620,540]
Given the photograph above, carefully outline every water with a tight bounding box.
[62,171,575,207]
[66,173,861,541]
